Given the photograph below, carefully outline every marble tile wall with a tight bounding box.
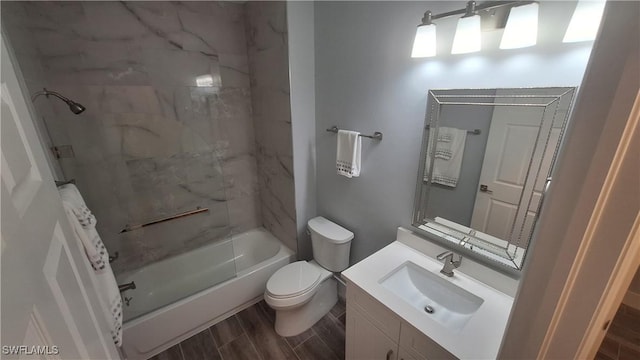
[245,2,298,252]
[1,1,67,181]
[1,1,264,274]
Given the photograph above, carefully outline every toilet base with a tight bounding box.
[273,277,337,337]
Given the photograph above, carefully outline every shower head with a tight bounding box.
[68,101,86,114]
[31,88,86,115]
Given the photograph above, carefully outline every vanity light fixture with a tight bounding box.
[451,1,482,54]
[563,0,606,43]
[411,11,437,58]
[412,1,539,58]
[500,2,539,49]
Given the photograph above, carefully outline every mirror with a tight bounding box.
[412,87,576,271]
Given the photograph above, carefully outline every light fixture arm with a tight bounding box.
[428,0,537,22]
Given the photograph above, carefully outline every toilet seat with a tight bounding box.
[265,261,330,309]
[266,261,320,297]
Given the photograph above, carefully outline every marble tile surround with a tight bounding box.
[0,1,67,181]
[245,2,298,252]
[0,1,275,274]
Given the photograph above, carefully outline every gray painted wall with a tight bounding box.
[314,1,595,264]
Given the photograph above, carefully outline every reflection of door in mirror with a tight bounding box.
[470,92,566,249]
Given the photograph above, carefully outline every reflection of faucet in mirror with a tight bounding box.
[412,88,577,271]
[436,251,462,277]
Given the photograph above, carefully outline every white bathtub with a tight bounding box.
[119,228,294,359]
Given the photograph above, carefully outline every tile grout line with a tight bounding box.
[291,328,318,351]
[328,309,345,324]
[207,327,224,360]
[308,330,341,360]
[211,315,245,350]
[177,342,186,360]
[235,311,266,360]
[288,335,304,360]
[322,310,347,360]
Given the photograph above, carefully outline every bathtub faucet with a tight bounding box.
[118,281,136,293]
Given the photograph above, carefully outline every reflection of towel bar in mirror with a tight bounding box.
[425,125,481,135]
[326,126,383,140]
[120,207,209,233]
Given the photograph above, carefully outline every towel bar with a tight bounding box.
[326,126,383,140]
[119,207,209,233]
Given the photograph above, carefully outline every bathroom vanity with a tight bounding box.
[342,228,516,360]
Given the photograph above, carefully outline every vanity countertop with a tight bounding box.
[342,241,515,359]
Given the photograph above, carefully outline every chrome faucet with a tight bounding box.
[118,281,136,292]
[436,251,462,277]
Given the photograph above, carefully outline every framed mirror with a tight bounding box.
[412,87,576,271]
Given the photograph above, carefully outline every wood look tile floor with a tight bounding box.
[150,300,346,360]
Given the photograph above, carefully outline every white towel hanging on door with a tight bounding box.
[336,129,362,178]
[58,184,122,347]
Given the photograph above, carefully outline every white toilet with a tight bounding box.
[264,216,354,336]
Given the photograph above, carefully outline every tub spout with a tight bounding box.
[119,281,136,292]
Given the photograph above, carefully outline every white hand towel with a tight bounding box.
[336,130,362,178]
[58,184,123,347]
[424,127,467,187]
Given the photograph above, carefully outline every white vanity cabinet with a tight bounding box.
[346,283,456,360]
[346,305,398,360]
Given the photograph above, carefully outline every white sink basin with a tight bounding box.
[379,261,484,332]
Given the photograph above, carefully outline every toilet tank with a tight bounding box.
[308,216,354,272]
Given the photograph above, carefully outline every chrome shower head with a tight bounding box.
[31,88,86,115]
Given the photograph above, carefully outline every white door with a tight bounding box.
[470,104,553,246]
[1,34,119,359]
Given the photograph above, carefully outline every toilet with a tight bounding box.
[264,216,354,337]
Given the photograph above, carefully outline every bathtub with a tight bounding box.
[119,228,294,359]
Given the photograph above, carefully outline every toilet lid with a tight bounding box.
[266,261,321,298]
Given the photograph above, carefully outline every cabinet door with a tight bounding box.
[346,306,398,360]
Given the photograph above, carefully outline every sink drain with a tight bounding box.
[424,305,435,314]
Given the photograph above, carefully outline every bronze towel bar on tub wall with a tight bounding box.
[119,207,209,233]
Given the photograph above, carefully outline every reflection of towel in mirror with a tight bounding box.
[424,127,467,187]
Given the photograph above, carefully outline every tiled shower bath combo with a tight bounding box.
[2,1,298,358]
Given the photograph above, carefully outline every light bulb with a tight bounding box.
[500,3,539,49]
[452,15,481,54]
[563,0,606,43]
[411,24,437,58]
